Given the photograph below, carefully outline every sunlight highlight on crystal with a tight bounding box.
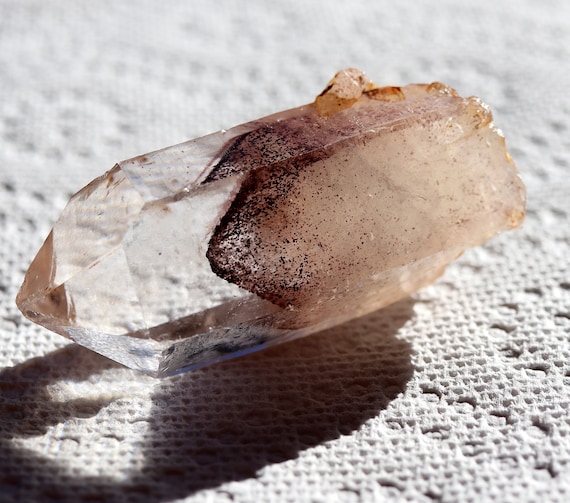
[17,69,526,376]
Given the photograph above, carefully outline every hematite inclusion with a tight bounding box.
[16,69,526,376]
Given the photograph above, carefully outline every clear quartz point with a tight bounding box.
[16,69,526,376]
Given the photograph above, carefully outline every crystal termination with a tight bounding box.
[17,69,526,376]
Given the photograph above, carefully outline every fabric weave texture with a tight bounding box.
[0,1,569,502]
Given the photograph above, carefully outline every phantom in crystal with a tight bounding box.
[17,69,526,376]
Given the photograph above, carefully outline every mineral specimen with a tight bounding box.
[16,69,526,376]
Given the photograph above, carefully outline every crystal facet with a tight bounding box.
[16,69,526,376]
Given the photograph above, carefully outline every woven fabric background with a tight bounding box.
[1,1,569,502]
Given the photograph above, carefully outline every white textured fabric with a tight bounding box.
[1,1,569,502]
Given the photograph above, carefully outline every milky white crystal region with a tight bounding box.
[16,69,526,376]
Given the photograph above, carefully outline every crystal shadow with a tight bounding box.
[132,298,415,498]
[0,299,414,502]
[0,344,123,502]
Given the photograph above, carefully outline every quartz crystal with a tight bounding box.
[17,69,526,376]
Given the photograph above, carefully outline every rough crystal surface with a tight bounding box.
[16,69,526,376]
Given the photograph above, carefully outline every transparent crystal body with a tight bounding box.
[16,70,526,376]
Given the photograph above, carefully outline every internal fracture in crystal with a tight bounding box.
[16,69,526,376]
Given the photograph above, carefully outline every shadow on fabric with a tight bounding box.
[0,298,415,502]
